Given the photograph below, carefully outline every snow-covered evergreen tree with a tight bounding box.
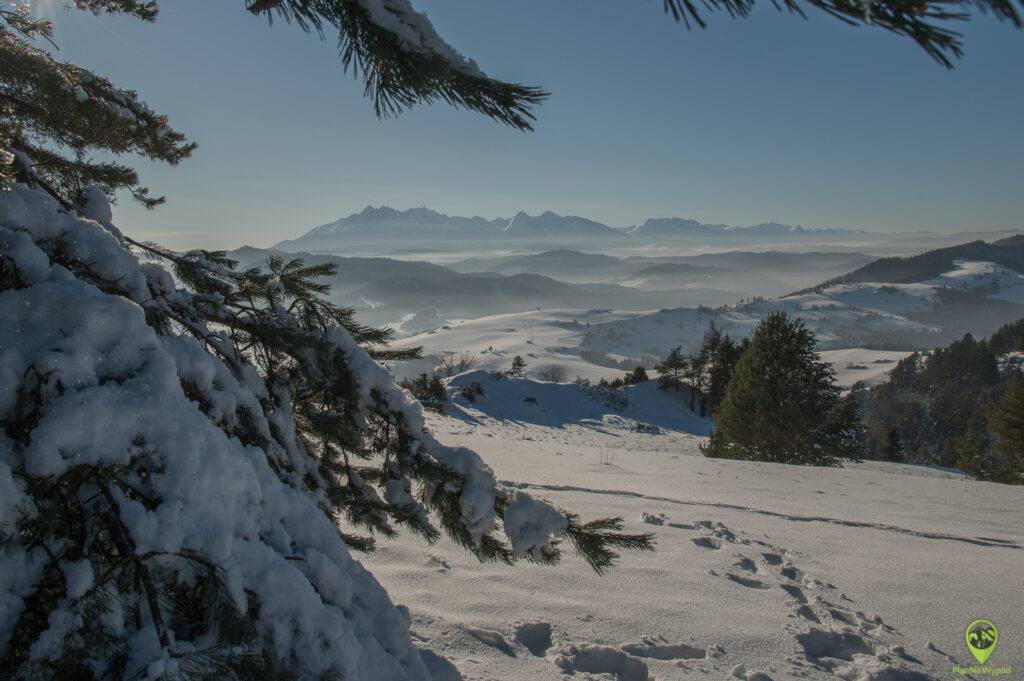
[0,5,654,680]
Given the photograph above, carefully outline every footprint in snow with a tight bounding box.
[512,621,552,657]
[725,573,771,590]
[621,636,707,661]
[692,536,722,550]
[553,644,651,681]
[466,627,516,657]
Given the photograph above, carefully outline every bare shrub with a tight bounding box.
[439,351,478,378]
[537,364,568,383]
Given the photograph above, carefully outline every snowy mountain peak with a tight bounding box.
[502,210,621,237]
[276,206,875,252]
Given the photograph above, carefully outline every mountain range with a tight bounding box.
[272,206,869,253]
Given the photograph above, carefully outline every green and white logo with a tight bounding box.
[966,619,999,665]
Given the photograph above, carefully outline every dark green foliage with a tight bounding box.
[245,0,547,130]
[988,317,1024,355]
[561,513,655,576]
[881,426,905,462]
[699,325,748,417]
[857,321,1024,483]
[981,370,1024,483]
[655,347,688,392]
[859,333,1001,467]
[795,240,1024,295]
[400,373,449,413]
[703,312,865,466]
[510,355,527,377]
[625,366,649,384]
[948,420,996,480]
[1,5,194,206]
[460,380,485,403]
[661,0,1022,67]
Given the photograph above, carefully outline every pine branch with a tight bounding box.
[247,0,548,130]
[659,0,1023,67]
[563,512,656,575]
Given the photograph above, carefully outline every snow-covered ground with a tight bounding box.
[391,309,659,382]
[818,349,913,388]
[391,310,910,388]
[366,377,1024,681]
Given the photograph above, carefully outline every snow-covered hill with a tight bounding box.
[389,309,910,388]
[390,257,1024,387]
[366,376,1024,681]
[446,249,871,298]
[581,258,1024,356]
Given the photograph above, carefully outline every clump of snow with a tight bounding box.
[78,184,113,224]
[502,491,568,560]
[355,0,482,76]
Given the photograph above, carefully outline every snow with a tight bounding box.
[502,491,569,560]
[0,185,435,680]
[928,259,1024,303]
[391,308,912,390]
[391,308,658,382]
[363,376,1023,681]
[356,0,483,77]
[818,349,912,388]
[5,183,1022,680]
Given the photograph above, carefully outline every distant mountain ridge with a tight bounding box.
[796,236,1024,294]
[273,205,868,252]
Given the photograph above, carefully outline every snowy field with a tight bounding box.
[818,349,913,388]
[367,377,1024,681]
[390,310,910,388]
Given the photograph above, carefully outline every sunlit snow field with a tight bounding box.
[366,377,1023,681]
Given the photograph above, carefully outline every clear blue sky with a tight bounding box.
[44,0,1024,248]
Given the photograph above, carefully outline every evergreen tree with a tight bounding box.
[858,333,1002,465]
[703,312,865,466]
[655,346,688,392]
[984,370,1024,483]
[626,366,649,384]
[704,333,747,417]
[510,355,527,377]
[882,426,905,462]
[950,421,995,480]
[0,5,657,679]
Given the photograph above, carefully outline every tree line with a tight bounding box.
[655,313,1022,483]
[849,319,1024,484]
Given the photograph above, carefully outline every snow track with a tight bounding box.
[500,481,1024,551]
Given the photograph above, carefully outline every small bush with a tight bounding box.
[400,372,449,412]
[461,380,486,403]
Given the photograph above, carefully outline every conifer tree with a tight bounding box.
[703,312,865,466]
[510,355,527,377]
[656,346,689,393]
[949,420,995,480]
[882,426,905,462]
[983,370,1024,483]
[702,330,747,417]
[0,5,656,679]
